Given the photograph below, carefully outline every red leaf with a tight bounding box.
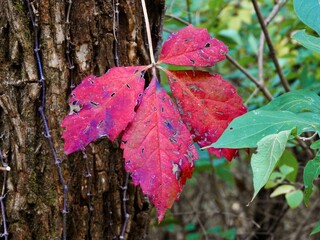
[158,25,228,67]
[166,70,247,160]
[61,66,146,154]
[121,78,198,222]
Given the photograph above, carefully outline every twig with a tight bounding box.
[164,14,189,26]
[226,54,273,101]
[258,0,287,87]
[25,1,68,239]
[251,0,290,92]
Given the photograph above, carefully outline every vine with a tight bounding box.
[0,149,9,240]
[25,1,68,239]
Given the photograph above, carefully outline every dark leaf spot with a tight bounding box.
[190,59,195,64]
[126,84,130,89]
[90,101,99,106]
[205,42,211,48]
[111,92,116,97]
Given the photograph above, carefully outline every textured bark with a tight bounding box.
[0,0,165,239]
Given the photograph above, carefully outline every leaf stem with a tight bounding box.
[141,0,156,65]
[251,0,290,92]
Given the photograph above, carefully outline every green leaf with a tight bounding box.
[260,90,320,114]
[303,153,320,205]
[265,172,285,189]
[212,110,318,149]
[285,190,303,209]
[293,0,320,35]
[277,150,298,182]
[250,129,292,202]
[279,165,294,178]
[310,221,320,236]
[270,185,296,198]
[292,30,320,54]
[311,140,320,150]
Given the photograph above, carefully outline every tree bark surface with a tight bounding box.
[0,0,165,239]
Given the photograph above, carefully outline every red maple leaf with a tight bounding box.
[121,78,198,222]
[165,70,247,160]
[158,25,228,67]
[61,66,146,154]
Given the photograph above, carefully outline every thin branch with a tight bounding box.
[226,54,273,101]
[258,0,287,85]
[251,0,290,92]
[164,14,189,26]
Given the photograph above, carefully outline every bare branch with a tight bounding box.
[226,54,273,101]
[251,0,290,92]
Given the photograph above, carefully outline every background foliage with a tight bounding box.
[149,0,320,239]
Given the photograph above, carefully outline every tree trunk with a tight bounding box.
[0,0,165,239]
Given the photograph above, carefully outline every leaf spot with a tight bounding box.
[126,84,131,89]
[189,59,195,65]
[111,92,116,97]
[90,101,99,106]
[172,163,181,180]
[205,42,211,48]
[97,120,103,128]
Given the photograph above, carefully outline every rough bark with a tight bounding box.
[0,0,165,239]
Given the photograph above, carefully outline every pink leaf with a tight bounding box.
[121,78,198,222]
[166,70,247,160]
[158,25,228,67]
[61,66,146,154]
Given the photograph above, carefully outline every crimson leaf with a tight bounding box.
[166,70,247,160]
[158,24,228,67]
[61,66,146,154]
[121,78,198,222]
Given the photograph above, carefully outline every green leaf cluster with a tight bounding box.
[211,90,320,204]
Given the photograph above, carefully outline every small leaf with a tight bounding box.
[303,153,320,205]
[270,185,296,198]
[311,140,320,150]
[121,78,198,222]
[277,150,298,182]
[251,129,292,202]
[293,0,320,35]
[260,90,320,114]
[166,70,246,160]
[292,30,320,53]
[285,190,303,209]
[212,110,319,149]
[310,221,320,236]
[158,25,228,67]
[61,66,146,154]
